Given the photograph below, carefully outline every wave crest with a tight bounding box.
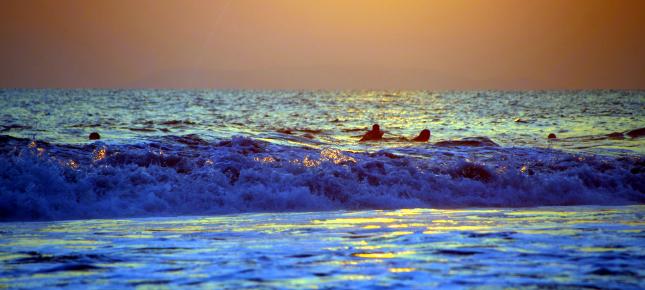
[0,135,643,221]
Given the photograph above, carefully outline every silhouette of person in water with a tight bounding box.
[412,129,431,142]
[360,124,384,142]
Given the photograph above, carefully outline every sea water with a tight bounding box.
[0,89,644,288]
[1,207,643,289]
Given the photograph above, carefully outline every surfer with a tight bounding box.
[360,124,384,142]
[412,129,431,142]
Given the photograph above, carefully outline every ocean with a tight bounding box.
[0,89,643,288]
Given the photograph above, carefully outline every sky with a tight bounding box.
[1,0,644,90]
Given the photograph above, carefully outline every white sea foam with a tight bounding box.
[1,135,642,221]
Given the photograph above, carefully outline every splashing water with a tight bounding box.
[0,89,643,288]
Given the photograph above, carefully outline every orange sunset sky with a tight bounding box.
[1,0,644,90]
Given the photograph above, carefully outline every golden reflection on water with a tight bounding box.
[424,225,493,235]
[1,206,642,288]
[352,252,396,259]
[1,238,105,249]
[313,217,397,226]
[66,159,79,169]
[388,223,425,228]
[383,208,426,216]
[352,250,416,259]
[338,274,373,281]
[578,247,628,253]
[619,220,645,226]
[381,231,414,238]
[319,148,356,164]
[93,147,107,161]
[302,155,321,167]
[517,228,580,235]
[362,225,381,229]
[355,244,390,251]
[255,148,356,168]
[253,156,277,163]
[389,267,416,273]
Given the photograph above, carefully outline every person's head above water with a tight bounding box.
[89,132,101,140]
[360,124,384,142]
[412,129,431,142]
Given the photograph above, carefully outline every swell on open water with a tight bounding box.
[0,89,643,221]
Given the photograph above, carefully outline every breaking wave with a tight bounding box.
[0,135,643,221]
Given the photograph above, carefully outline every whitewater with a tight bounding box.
[0,89,643,220]
[0,89,643,288]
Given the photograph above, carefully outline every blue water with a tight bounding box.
[0,89,644,288]
[1,89,644,153]
[0,89,643,220]
[1,207,644,289]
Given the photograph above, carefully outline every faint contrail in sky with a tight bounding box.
[193,0,231,75]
